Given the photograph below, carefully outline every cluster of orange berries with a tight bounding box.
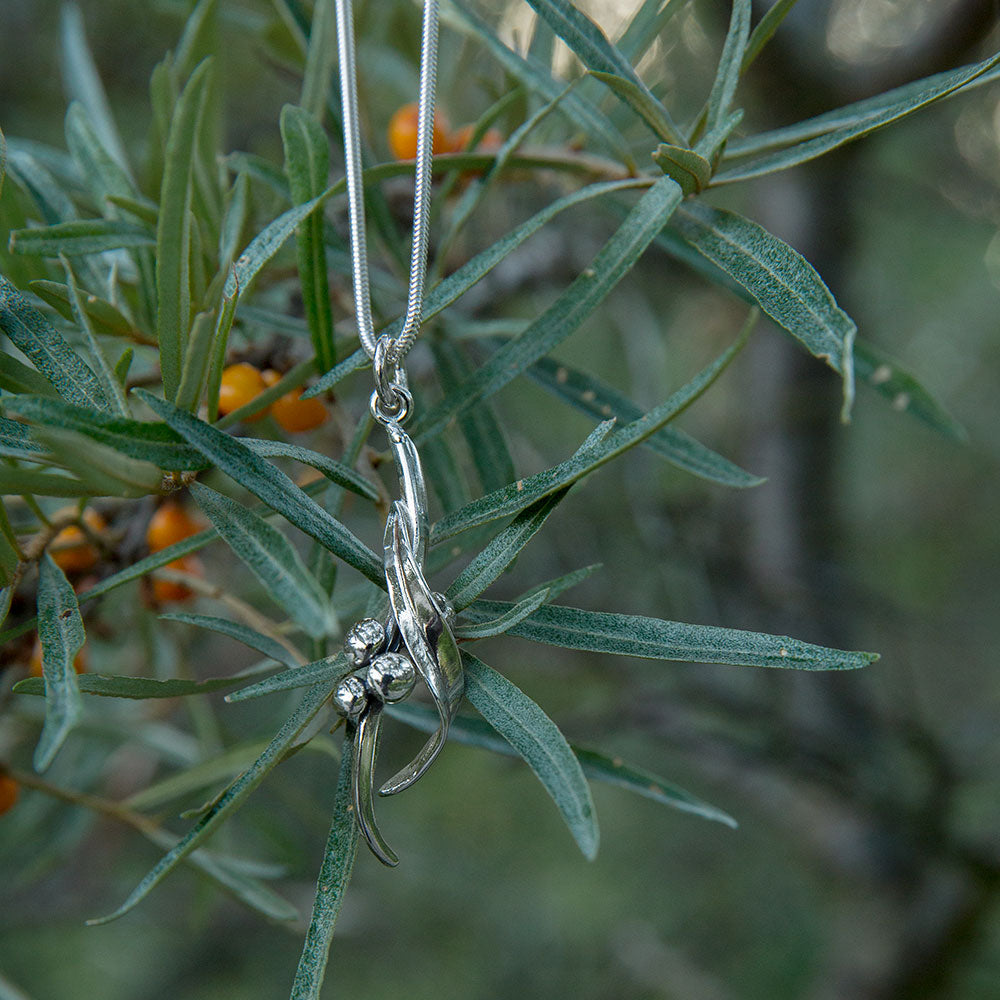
[217,363,328,432]
[387,103,502,161]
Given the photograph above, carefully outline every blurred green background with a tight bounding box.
[2,1,1000,998]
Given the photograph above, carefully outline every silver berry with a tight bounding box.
[344,618,387,666]
[332,675,368,721]
[366,651,417,704]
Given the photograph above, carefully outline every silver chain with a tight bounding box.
[335,0,439,378]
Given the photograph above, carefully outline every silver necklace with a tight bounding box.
[329,0,462,867]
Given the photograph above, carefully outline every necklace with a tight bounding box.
[328,0,460,867]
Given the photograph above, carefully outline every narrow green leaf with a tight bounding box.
[589,71,680,144]
[136,391,383,585]
[225,652,349,703]
[674,203,856,418]
[29,279,146,343]
[299,0,337,121]
[173,0,220,84]
[0,585,13,628]
[616,0,687,62]
[463,652,599,860]
[389,702,737,827]
[0,468,98,498]
[113,347,133,385]
[124,739,270,811]
[302,348,367,398]
[64,102,135,208]
[728,60,1000,162]
[652,143,712,194]
[6,147,78,224]
[89,679,336,924]
[157,59,212,400]
[241,439,377,501]
[33,554,85,771]
[60,4,132,176]
[175,309,216,413]
[525,352,763,488]
[694,108,744,161]
[15,671,258,700]
[0,416,42,458]
[61,258,129,416]
[524,0,681,144]
[0,350,58,397]
[853,340,966,439]
[105,193,159,226]
[420,433,472,513]
[432,321,751,540]
[0,275,110,410]
[430,336,514,494]
[2,395,205,469]
[742,0,801,72]
[290,744,359,1000]
[8,219,154,257]
[415,176,683,440]
[446,0,634,166]
[160,612,300,668]
[519,564,601,603]
[159,833,297,924]
[447,489,570,611]
[570,747,737,828]
[35,427,164,497]
[190,482,331,639]
[307,178,650,398]
[219,171,250,268]
[281,105,334,371]
[462,601,878,671]
[717,50,1000,182]
[453,589,550,639]
[704,0,751,137]
[654,214,963,436]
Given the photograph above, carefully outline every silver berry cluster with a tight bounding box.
[331,595,456,723]
[331,618,415,721]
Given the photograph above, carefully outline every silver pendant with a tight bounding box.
[331,376,463,865]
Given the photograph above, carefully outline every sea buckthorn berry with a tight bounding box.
[450,124,503,153]
[151,555,202,604]
[271,387,327,433]
[217,362,268,419]
[0,774,19,816]
[50,508,106,574]
[146,502,202,553]
[388,102,451,160]
[29,638,87,678]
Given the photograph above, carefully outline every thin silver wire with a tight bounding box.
[335,0,439,373]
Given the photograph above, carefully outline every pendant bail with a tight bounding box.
[370,336,412,424]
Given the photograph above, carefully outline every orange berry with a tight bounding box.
[449,124,503,153]
[151,556,202,604]
[0,774,19,815]
[146,502,202,553]
[450,123,475,152]
[271,387,327,433]
[50,508,106,574]
[479,128,503,153]
[218,362,268,418]
[388,102,451,160]
[261,369,282,388]
[28,638,86,678]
